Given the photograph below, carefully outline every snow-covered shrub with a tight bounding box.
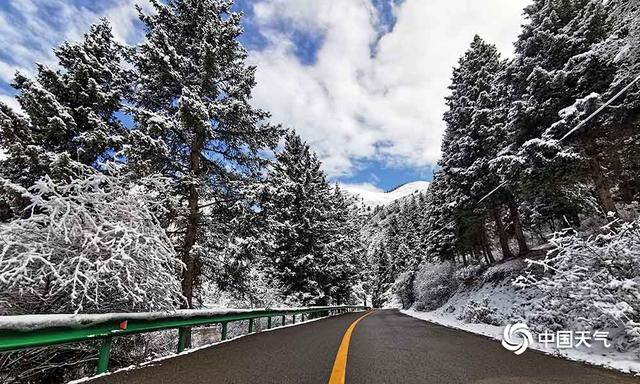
[0,170,184,383]
[0,171,184,314]
[413,261,456,311]
[482,259,526,283]
[515,218,640,354]
[458,297,503,325]
[453,264,483,284]
[392,271,415,309]
[203,268,285,309]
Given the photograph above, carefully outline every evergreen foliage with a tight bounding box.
[128,0,282,310]
[0,20,131,221]
[371,0,640,310]
[261,132,362,305]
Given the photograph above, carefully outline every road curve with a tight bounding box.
[89,310,638,384]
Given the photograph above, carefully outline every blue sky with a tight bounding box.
[0,0,528,192]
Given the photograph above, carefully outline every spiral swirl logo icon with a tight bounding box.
[501,323,533,355]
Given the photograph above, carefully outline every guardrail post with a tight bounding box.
[177,327,189,353]
[267,316,272,329]
[248,318,254,333]
[292,314,296,324]
[221,322,228,341]
[281,315,285,326]
[96,336,112,374]
[301,313,305,322]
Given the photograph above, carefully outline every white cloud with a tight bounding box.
[0,94,22,114]
[0,0,530,179]
[249,0,529,177]
[0,0,149,99]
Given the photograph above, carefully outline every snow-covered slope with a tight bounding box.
[402,258,640,375]
[343,181,430,208]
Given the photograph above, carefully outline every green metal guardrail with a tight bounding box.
[0,305,368,375]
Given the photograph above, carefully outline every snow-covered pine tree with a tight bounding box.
[438,35,519,259]
[128,0,282,319]
[554,0,640,208]
[262,131,329,304]
[496,0,619,220]
[261,132,360,305]
[322,185,364,305]
[605,0,640,204]
[370,243,392,308]
[0,20,131,221]
[422,173,458,263]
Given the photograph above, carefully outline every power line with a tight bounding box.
[429,73,640,239]
[559,74,640,142]
[476,73,640,208]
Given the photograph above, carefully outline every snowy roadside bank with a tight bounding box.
[402,308,640,375]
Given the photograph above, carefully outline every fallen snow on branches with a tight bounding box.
[405,218,640,374]
[0,169,184,314]
[516,218,640,353]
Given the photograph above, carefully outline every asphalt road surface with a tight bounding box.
[90,310,639,384]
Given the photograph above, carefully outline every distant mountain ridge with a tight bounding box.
[343,181,430,208]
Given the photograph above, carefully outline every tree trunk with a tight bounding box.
[473,244,482,263]
[179,128,206,348]
[480,222,495,264]
[479,242,490,265]
[506,192,529,256]
[182,189,199,309]
[582,135,619,217]
[620,176,634,205]
[492,207,514,260]
[588,156,618,216]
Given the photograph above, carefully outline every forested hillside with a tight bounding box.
[367,0,640,365]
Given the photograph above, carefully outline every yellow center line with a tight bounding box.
[328,310,375,384]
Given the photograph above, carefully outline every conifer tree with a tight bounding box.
[438,35,520,258]
[557,0,640,207]
[371,243,391,307]
[262,132,360,305]
[0,20,130,220]
[497,0,617,218]
[128,0,282,320]
[323,185,364,304]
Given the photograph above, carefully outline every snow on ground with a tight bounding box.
[403,308,640,375]
[401,260,640,375]
[343,181,430,208]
